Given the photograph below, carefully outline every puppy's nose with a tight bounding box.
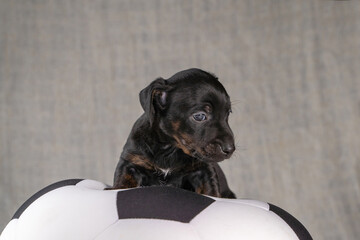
[220,143,235,157]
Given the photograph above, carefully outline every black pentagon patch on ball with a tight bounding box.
[116,186,215,223]
[269,203,313,240]
[12,179,83,219]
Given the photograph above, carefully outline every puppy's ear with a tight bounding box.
[139,78,169,125]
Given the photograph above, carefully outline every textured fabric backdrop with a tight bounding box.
[0,1,359,239]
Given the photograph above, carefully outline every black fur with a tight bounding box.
[112,69,236,198]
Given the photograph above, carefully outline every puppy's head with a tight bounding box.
[139,68,235,162]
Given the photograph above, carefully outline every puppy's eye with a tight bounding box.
[193,112,207,122]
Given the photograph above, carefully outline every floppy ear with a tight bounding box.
[139,78,169,125]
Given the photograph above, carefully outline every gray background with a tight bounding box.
[1,0,359,239]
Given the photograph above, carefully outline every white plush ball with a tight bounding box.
[0,179,311,240]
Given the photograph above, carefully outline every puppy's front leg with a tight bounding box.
[186,166,221,198]
[112,163,142,189]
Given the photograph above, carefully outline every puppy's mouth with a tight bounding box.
[173,134,232,162]
[202,143,234,162]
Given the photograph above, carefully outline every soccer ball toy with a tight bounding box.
[0,179,312,240]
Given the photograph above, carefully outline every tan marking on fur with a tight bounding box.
[126,153,154,170]
[196,182,221,197]
[171,121,181,132]
[196,185,206,194]
[204,105,212,113]
[173,132,208,157]
[121,174,138,188]
[173,135,191,155]
[181,133,206,155]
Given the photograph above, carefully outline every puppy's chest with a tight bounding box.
[149,160,202,186]
[150,157,198,184]
[151,167,171,184]
[157,167,172,178]
[127,149,200,184]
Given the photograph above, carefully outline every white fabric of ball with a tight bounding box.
[0,179,301,240]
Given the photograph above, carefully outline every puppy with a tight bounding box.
[112,68,236,198]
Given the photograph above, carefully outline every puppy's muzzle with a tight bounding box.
[219,141,235,158]
[204,135,235,162]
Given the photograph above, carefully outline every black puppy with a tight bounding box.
[112,69,236,198]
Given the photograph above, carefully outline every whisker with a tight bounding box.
[231,100,242,105]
